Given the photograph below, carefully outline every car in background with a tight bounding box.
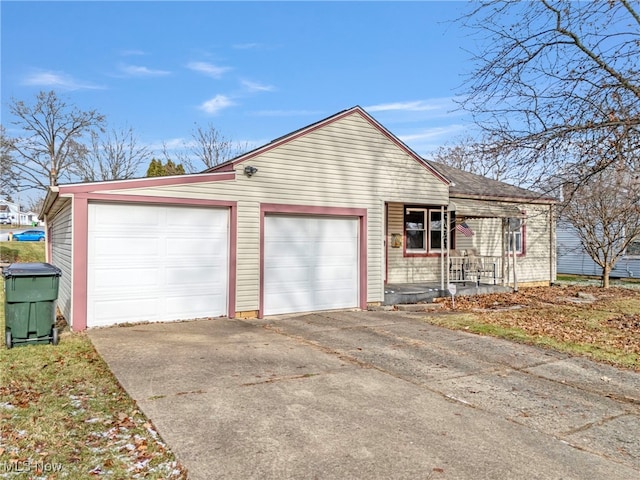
[12,230,45,242]
[0,217,11,225]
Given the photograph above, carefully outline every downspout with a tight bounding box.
[41,186,59,264]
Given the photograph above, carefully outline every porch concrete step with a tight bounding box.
[384,286,444,306]
[395,303,443,312]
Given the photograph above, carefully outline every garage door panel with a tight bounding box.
[94,237,160,257]
[315,241,357,257]
[266,291,313,314]
[314,265,356,282]
[314,290,356,310]
[87,204,229,327]
[91,298,162,326]
[94,267,161,289]
[316,218,357,237]
[165,265,226,287]
[93,203,163,228]
[264,215,359,315]
[165,206,225,226]
[167,237,227,255]
[264,264,313,286]
[165,293,226,317]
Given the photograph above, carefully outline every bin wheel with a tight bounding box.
[51,327,59,346]
[5,331,13,349]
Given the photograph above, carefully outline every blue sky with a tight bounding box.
[2,1,475,174]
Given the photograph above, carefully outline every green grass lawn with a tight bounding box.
[0,250,188,478]
[0,241,47,264]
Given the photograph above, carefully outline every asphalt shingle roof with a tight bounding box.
[423,159,556,204]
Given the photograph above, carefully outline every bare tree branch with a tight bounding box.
[459,0,640,186]
[8,90,105,190]
[161,123,248,173]
[74,126,150,182]
[0,125,18,197]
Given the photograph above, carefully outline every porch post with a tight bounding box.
[512,227,518,291]
[441,205,445,291]
[501,219,507,286]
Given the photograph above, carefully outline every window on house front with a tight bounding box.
[626,240,640,257]
[405,207,443,253]
[429,210,443,251]
[405,208,427,252]
[505,219,524,254]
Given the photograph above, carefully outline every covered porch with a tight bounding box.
[385,197,527,298]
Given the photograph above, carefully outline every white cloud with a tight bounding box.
[399,125,466,143]
[121,49,146,56]
[22,70,104,90]
[241,79,275,93]
[233,43,261,50]
[365,99,454,113]
[199,95,235,114]
[399,124,469,155]
[251,109,323,117]
[120,64,171,77]
[187,61,232,79]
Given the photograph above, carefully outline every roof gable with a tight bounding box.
[207,106,450,185]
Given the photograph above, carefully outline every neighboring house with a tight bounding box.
[41,106,557,331]
[0,202,19,224]
[0,202,41,226]
[24,211,41,226]
[557,223,640,279]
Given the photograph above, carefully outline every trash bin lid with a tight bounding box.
[2,262,62,278]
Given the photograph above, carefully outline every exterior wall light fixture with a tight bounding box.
[244,165,258,177]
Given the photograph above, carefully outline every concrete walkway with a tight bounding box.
[89,311,640,480]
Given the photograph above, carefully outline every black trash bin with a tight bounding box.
[3,263,62,348]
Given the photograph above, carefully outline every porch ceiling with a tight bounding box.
[450,198,525,218]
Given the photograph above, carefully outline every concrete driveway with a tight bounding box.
[89,310,640,480]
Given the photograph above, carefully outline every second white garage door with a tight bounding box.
[264,215,359,315]
[87,203,229,327]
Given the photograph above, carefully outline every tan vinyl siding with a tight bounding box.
[97,112,449,310]
[49,199,73,325]
[386,203,441,284]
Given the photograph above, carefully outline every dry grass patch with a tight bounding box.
[0,242,46,264]
[0,276,188,478]
[429,285,640,371]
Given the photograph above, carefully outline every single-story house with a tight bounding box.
[41,106,557,331]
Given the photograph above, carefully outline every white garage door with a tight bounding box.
[87,203,228,327]
[264,215,359,315]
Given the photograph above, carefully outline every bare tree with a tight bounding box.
[190,123,242,170]
[459,0,640,188]
[560,121,640,287]
[8,90,105,189]
[0,125,17,197]
[561,170,640,288]
[431,135,536,187]
[74,127,150,182]
[162,123,248,173]
[26,195,45,215]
